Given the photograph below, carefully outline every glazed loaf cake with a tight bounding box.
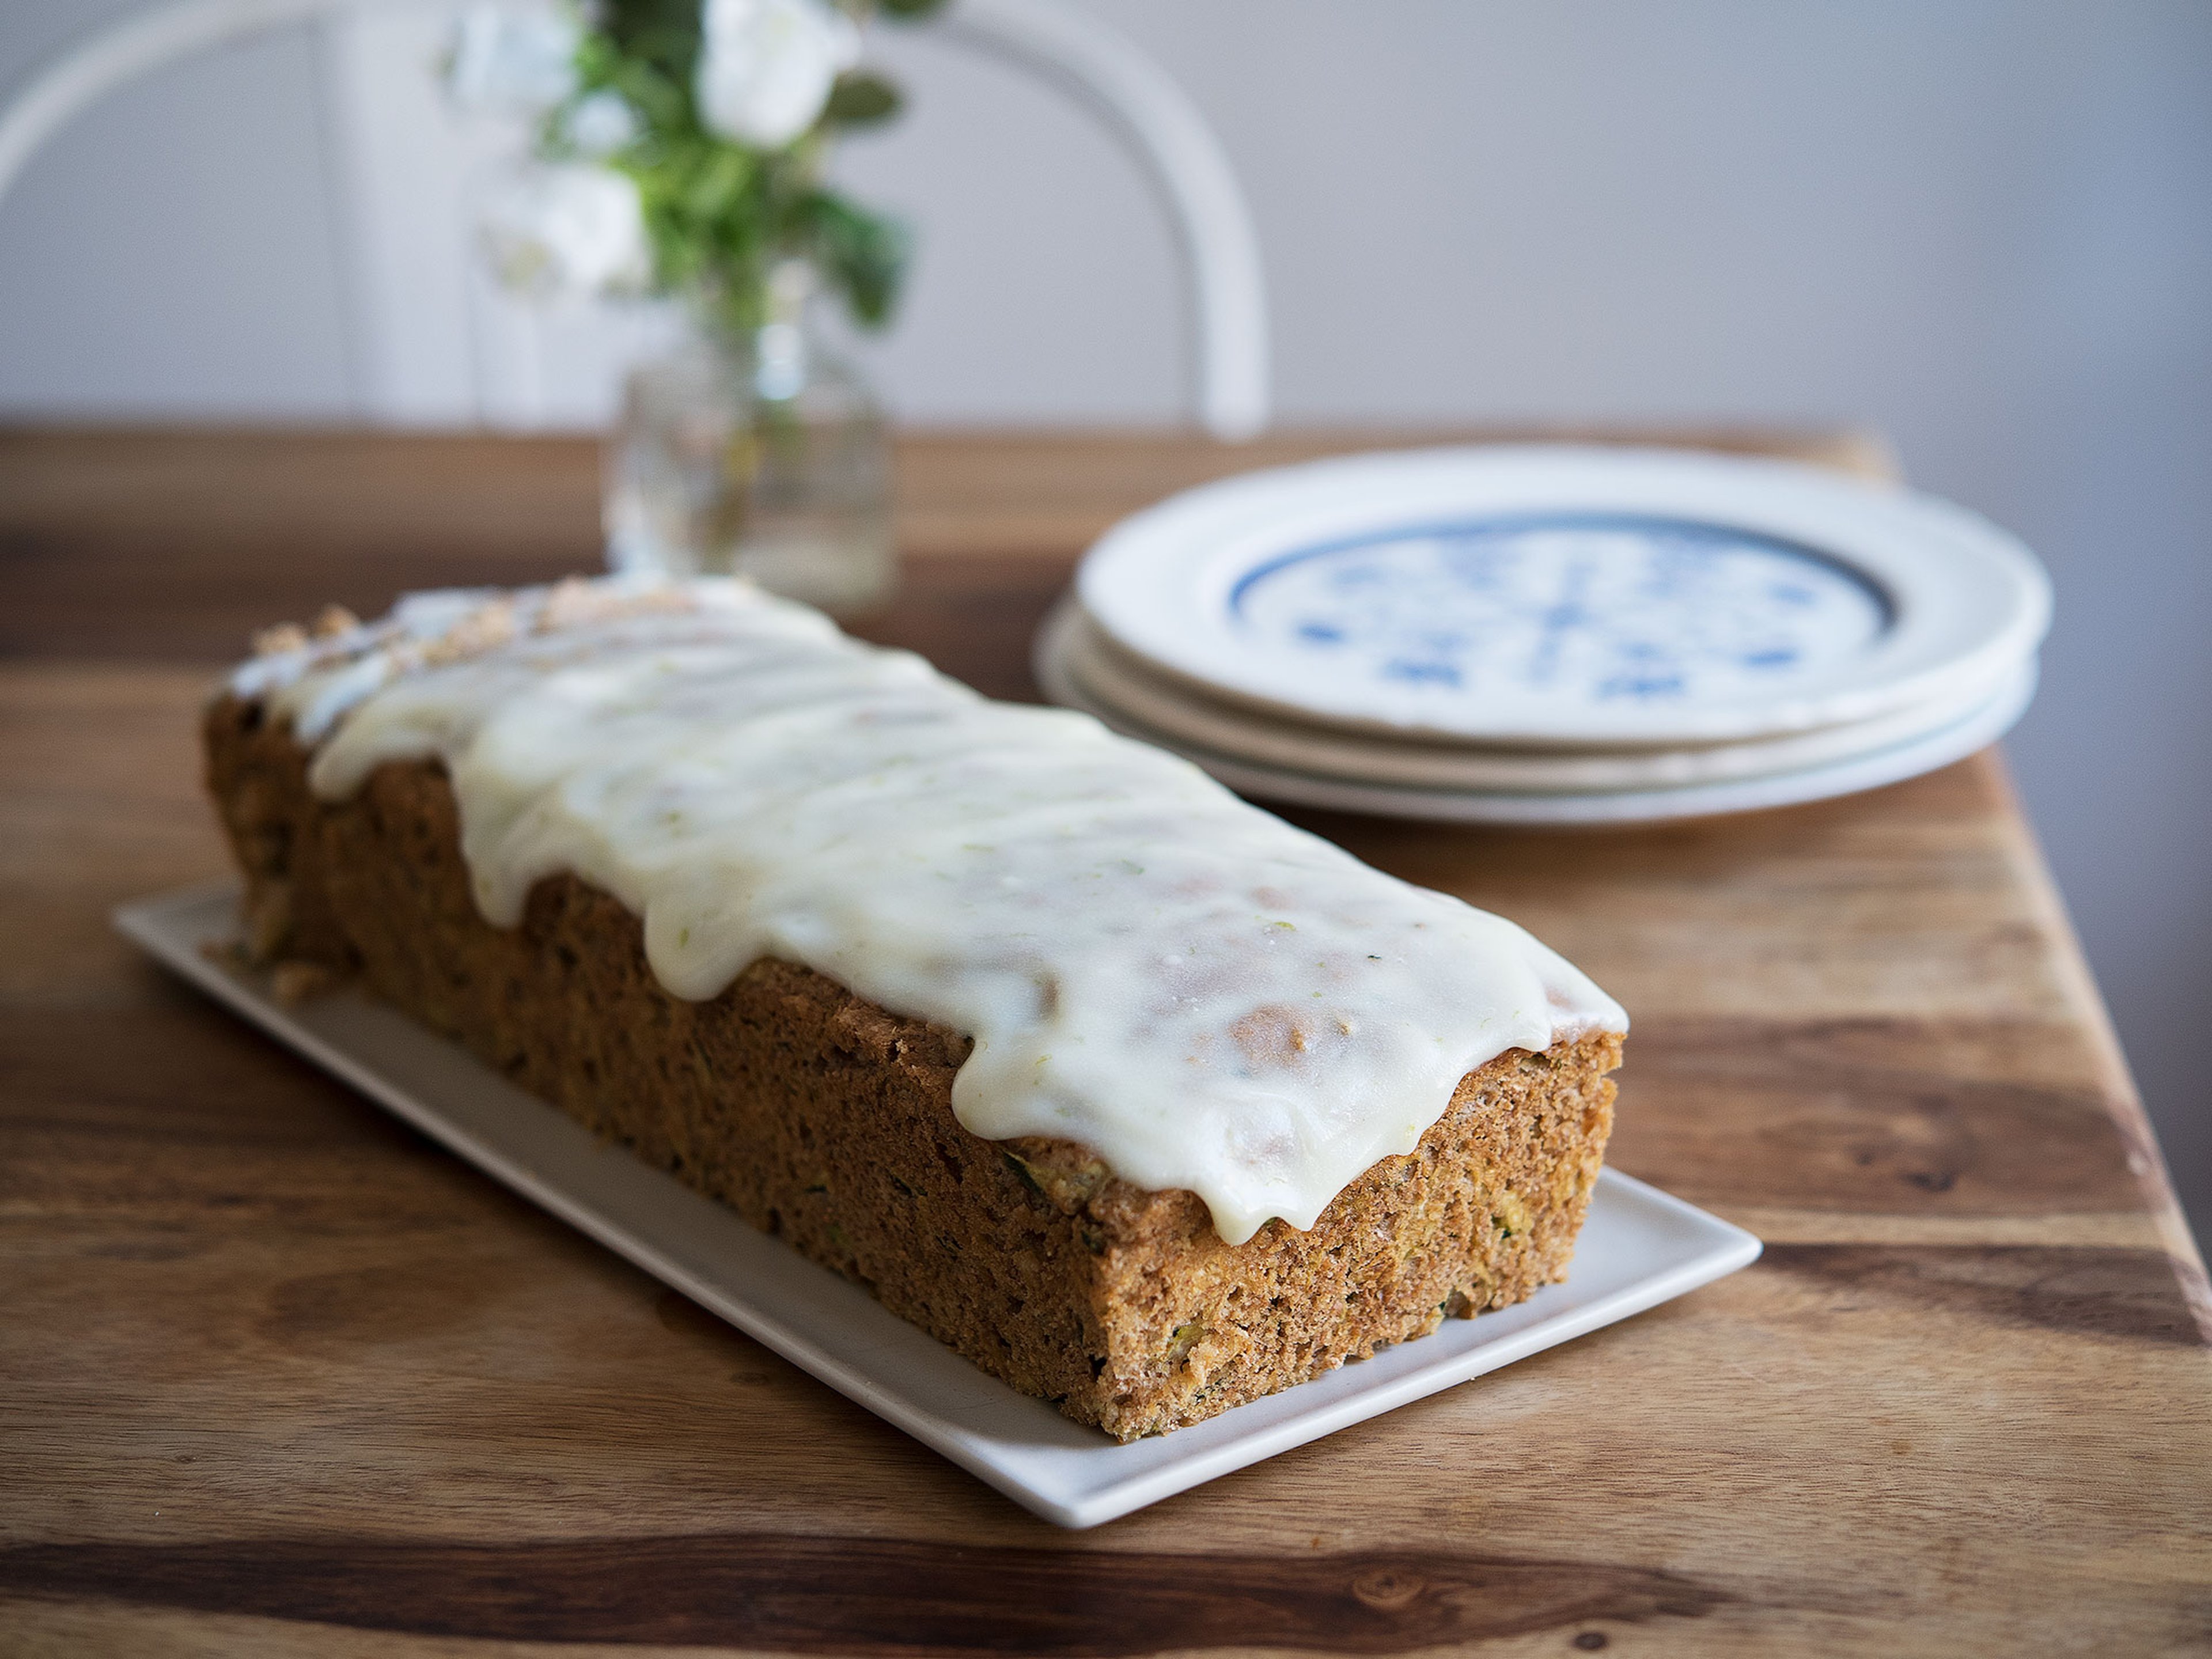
[206,578,1625,1440]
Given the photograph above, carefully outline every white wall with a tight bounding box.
[2,0,2209,1237]
[0,0,355,416]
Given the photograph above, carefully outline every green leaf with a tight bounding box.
[683,146,753,221]
[821,71,903,127]
[612,56,691,131]
[601,0,704,82]
[878,0,950,19]
[797,191,911,328]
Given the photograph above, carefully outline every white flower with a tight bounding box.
[563,89,641,158]
[480,164,652,301]
[444,6,581,117]
[694,0,861,150]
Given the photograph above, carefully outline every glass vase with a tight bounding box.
[604,263,895,616]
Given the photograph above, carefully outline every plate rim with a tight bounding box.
[116,881,1762,1528]
[1075,444,2051,747]
[1055,599,2030,795]
[1037,606,2038,827]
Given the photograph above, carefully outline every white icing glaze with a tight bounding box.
[242,577,1626,1245]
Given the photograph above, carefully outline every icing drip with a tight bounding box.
[243,577,1626,1245]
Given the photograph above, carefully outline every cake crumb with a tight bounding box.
[422,600,518,664]
[538,576,699,634]
[270,959,341,1005]
[252,622,308,657]
[198,937,252,972]
[536,576,603,632]
[311,604,360,639]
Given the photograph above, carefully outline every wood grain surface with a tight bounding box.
[2,427,2207,1657]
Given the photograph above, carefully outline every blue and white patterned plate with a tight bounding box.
[1075,447,2050,748]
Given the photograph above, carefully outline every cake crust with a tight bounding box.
[204,691,1620,1440]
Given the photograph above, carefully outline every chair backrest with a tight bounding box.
[0,0,1270,438]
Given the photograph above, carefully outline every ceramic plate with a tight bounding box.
[1076,445,2050,748]
[1051,600,2026,795]
[1039,618,2037,826]
[118,883,1761,1529]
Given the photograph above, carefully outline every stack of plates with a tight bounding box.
[1035,446,2051,825]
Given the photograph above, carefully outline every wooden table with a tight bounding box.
[3,428,2207,1656]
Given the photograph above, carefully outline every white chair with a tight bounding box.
[0,0,1270,438]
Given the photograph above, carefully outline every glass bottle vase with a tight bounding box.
[604,263,895,616]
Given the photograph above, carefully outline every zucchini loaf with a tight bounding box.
[206,577,1625,1440]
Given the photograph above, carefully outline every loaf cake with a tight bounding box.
[205,577,1626,1440]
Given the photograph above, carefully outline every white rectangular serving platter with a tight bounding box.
[118,881,1761,1529]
